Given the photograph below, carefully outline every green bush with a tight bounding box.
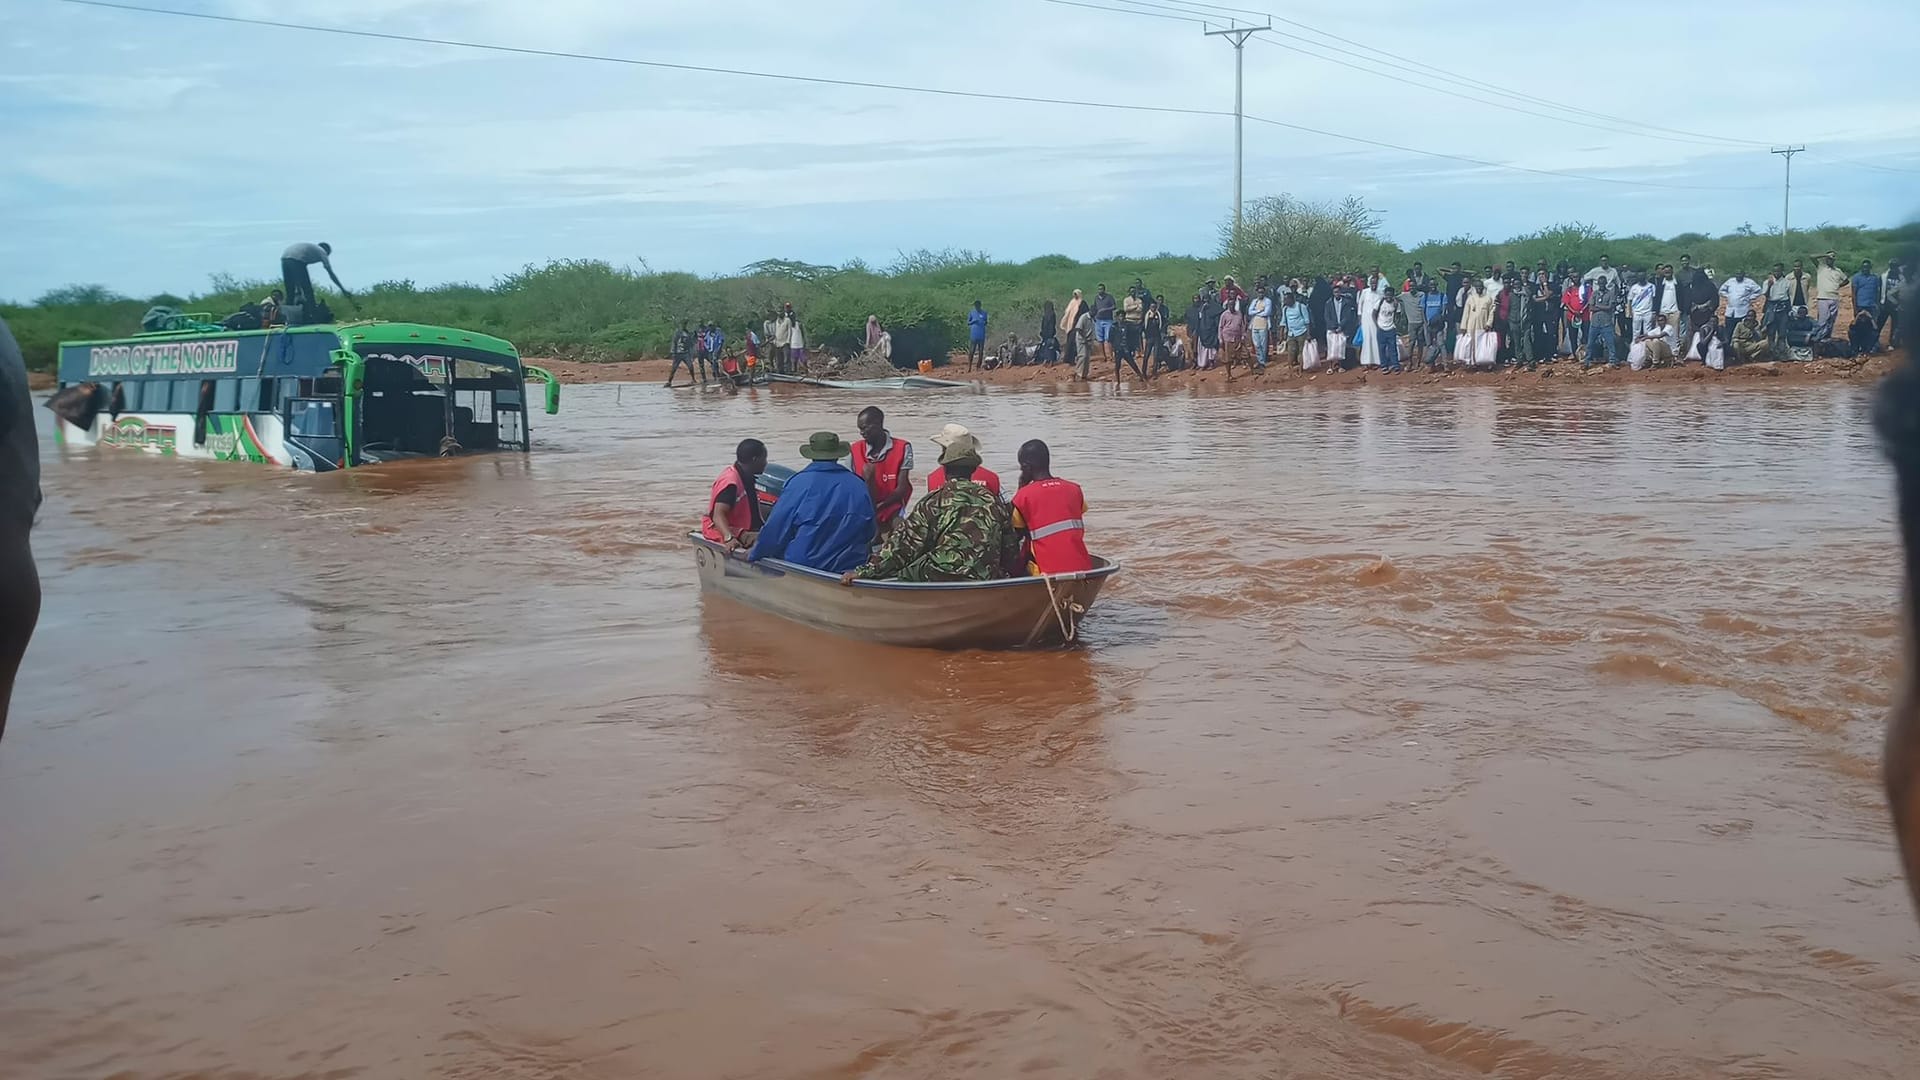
[6,207,1913,374]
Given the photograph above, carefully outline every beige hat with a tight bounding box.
[931,423,973,448]
[937,433,983,467]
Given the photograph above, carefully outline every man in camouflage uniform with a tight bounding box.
[841,435,1020,584]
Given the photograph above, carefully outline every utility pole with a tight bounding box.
[1771,146,1804,260]
[1206,20,1270,243]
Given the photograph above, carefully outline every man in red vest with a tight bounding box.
[851,406,913,534]
[700,438,767,549]
[1011,439,1093,576]
[925,423,1002,498]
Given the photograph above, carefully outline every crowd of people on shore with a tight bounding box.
[988,254,1910,380]
[665,251,1909,387]
[667,303,813,387]
[697,407,1093,585]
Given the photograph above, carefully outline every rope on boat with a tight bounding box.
[1041,572,1086,645]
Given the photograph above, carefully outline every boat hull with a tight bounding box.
[691,535,1117,649]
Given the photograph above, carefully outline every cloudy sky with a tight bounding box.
[4,0,1917,300]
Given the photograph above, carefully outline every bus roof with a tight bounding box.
[57,321,521,384]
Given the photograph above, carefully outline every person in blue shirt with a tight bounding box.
[747,432,876,573]
[1855,260,1885,339]
[966,301,989,372]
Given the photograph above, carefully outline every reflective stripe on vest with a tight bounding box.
[1027,517,1084,541]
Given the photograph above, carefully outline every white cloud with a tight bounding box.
[3,0,1916,298]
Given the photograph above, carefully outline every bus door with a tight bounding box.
[284,396,345,471]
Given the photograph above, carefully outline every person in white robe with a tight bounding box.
[1357,280,1384,368]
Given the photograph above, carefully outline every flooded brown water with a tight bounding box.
[4,380,1917,1079]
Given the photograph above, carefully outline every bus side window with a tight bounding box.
[171,381,201,412]
[289,400,337,438]
[281,378,300,408]
[213,379,239,412]
[238,378,259,412]
[260,378,279,412]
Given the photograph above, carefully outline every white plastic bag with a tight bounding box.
[1453,332,1474,365]
[1474,331,1499,367]
[1301,339,1322,371]
[1704,340,1725,371]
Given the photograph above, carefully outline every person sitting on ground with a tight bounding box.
[747,432,875,573]
[1164,331,1187,371]
[840,434,1020,585]
[1683,317,1724,368]
[924,423,1003,498]
[1852,312,1883,356]
[1011,439,1093,576]
[1628,328,1675,371]
[1732,308,1772,366]
[995,332,1023,369]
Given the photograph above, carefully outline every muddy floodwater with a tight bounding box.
[5,380,1918,1079]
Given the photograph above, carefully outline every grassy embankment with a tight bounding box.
[7,202,1912,375]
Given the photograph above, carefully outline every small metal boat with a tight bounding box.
[766,374,968,390]
[690,534,1118,649]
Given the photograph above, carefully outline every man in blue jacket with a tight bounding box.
[747,432,876,573]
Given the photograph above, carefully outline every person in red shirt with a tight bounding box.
[851,405,914,535]
[1011,439,1093,576]
[924,423,1002,498]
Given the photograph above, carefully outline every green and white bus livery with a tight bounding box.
[53,321,559,472]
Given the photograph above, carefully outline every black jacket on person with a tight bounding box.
[1307,280,1333,339]
[1199,295,1223,349]
[1676,269,1716,319]
[1327,294,1358,338]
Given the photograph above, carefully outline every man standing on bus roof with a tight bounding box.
[280,241,352,312]
[0,317,41,740]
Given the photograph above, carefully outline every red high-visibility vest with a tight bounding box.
[926,464,1001,499]
[701,464,753,542]
[850,436,912,523]
[1012,477,1092,574]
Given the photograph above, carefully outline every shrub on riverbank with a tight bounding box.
[6,216,1910,373]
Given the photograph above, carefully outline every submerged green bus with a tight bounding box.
[52,320,558,472]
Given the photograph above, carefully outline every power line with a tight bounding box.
[1057,0,1761,148]
[1246,36,1745,149]
[1138,0,1775,148]
[61,0,1769,194]
[1243,114,1767,193]
[1823,153,1920,177]
[1037,0,1204,25]
[1107,0,1920,175]
[58,0,1233,120]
